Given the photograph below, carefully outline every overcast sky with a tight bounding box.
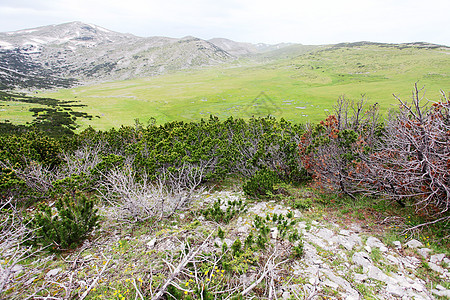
[0,0,448,45]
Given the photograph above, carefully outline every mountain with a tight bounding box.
[0,22,235,89]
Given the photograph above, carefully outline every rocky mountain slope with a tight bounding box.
[5,189,449,299]
[0,22,244,89]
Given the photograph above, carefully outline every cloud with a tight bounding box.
[0,0,448,45]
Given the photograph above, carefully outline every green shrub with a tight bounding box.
[202,199,247,224]
[293,198,313,210]
[243,169,279,198]
[30,193,99,251]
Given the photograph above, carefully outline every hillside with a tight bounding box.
[0,22,241,89]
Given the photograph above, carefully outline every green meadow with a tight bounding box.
[18,45,450,130]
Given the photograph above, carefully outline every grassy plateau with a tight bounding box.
[2,44,449,130]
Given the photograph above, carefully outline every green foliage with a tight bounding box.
[29,193,99,251]
[217,227,225,239]
[243,169,279,198]
[202,198,247,224]
[292,244,304,258]
[293,198,313,210]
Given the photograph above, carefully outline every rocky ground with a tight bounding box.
[2,189,449,299]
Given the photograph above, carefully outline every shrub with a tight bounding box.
[202,198,247,224]
[30,192,99,251]
[243,169,279,198]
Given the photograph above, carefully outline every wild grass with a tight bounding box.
[27,44,450,130]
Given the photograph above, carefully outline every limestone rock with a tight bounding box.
[417,248,432,258]
[46,268,62,277]
[146,238,157,248]
[366,236,388,252]
[430,253,445,264]
[405,239,423,248]
[386,284,405,297]
[393,241,402,250]
[352,252,372,267]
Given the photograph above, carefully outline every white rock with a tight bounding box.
[428,262,445,274]
[432,289,450,297]
[352,252,372,267]
[339,229,351,236]
[436,284,445,291]
[430,253,446,264]
[237,224,250,234]
[323,279,339,289]
[309,277,319,285]
[11,265,23,273]
[366,236,388,252]
[270,227,278,239]
[387,255,400,265]
[364,246,372,253]
[317,228,334,241]
[417,248,432,258]
[366,265,391,283]
[46,268,62,277]
[393,241,402,249]
[353,273,368,282]
[386,284,405,297]
[282,291,290,300]
[411,283,424,292]
[405,239,423,248]
[350,224,362,232]
[146,238,157,248]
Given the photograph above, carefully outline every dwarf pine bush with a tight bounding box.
[30,192,99,251]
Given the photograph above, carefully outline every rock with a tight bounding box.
[387,255,400,265]
[353,273,368,282]
[366,236,388,252]
[402,256,421,269]
[436,284,445,291]
[350,224,362,232]
[339,229,351,236]
[282,291,290,300]
[11,265,23,273]
[146,238,157,248]
[366,265,392,283]
[393,241,402,250]
[270,227,278,239]
[411,283,424,292]
[352,252,372,267]
[323,279,339,289]
[46,268,62,277]
[317,228,334,241]
[311,220,319,225]
[405,239,423,249]
[364,245,372,253]
[432,289,450,297]
[430,253,446,264]
[387,284,405,297]
[309,277,319,285]
[428,262,445,274]
[417,248,432,258]
[313,259,323,265]
[237,224,250,234]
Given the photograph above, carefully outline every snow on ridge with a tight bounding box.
[0,40,14,49]
[6,28,39,35]
[88,23,111,33]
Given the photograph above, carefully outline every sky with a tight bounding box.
[0,0,449,45]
